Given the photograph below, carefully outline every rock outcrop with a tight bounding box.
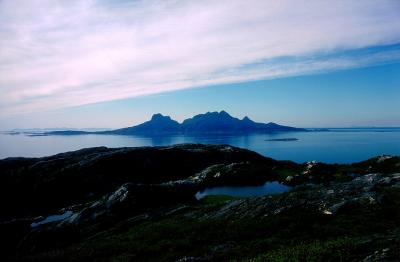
[0,145,399,261]
[198,173,400,220]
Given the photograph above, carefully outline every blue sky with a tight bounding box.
[2,61,399,129]
[0,0,400,129]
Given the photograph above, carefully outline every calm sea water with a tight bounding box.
[1,129,399,163]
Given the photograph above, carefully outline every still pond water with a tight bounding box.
[195,181,291,200]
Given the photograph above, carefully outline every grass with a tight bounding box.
[199,194,241,204]
[21,202,399,261]
[14,186,400,262]
[242,237,356,262]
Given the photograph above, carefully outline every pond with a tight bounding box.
[195,181,291,200]
[31,210,74,228]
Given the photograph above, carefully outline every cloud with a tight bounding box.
[0,0,400,115]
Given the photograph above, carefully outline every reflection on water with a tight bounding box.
[195,181,291,200]
[31,210,73,228]
[1,129,400,163]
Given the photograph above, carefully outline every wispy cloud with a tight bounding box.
[1,0,400,115]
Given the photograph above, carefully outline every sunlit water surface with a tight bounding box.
[1,128,399,163]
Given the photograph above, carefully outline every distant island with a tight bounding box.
[266,138,299,141]
[47,111,306,136]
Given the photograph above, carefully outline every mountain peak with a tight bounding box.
[106,111,304,135]
[242,116,251,121]
[196,111,233,119]
[151,113,170,121]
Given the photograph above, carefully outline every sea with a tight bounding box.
[1,128,399,164]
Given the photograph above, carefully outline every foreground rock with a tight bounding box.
[0,144,399,261]
[0,144,270,220]
[197,173,400,220]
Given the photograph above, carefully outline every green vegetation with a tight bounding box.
[1,146,399,261]
[243,238,356,262]
[199,194,241,204]
[18,187,400,261]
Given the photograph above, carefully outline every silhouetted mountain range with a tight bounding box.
[106,113,181,135]
[48,111,306,136]
[179,111,303,134]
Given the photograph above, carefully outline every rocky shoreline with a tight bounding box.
[0,144,399,261]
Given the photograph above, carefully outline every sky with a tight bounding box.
[0,0,400,129]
